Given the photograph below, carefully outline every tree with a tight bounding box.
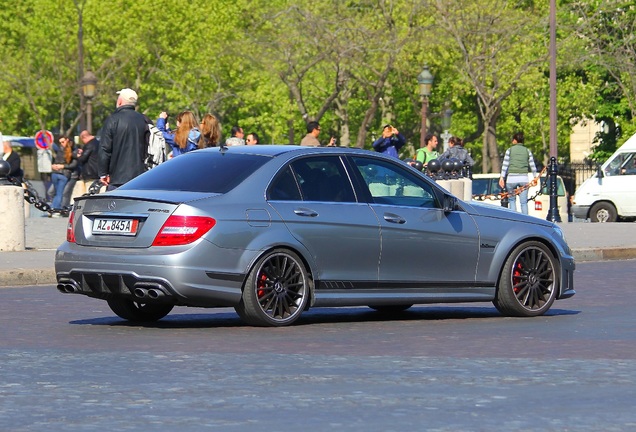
[430,0,548,173]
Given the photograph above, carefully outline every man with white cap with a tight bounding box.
[98,88,149,190]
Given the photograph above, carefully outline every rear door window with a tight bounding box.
[289,156,356,202]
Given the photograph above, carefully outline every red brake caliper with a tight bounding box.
[257,273,267,298]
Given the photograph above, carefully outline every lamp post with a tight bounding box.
[441,106,453,152]
[81,70,97,133]
[417,65,434,148]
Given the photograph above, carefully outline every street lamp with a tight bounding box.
[417,65,434,148]
[81,70,98,133]
[441,106,453,151]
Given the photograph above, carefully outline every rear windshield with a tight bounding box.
[119,151,270,193]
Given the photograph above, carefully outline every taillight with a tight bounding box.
[66,211,76,243]
[152,215,216,246]
[535,202,542,211]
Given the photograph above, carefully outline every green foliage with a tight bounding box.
[0,0,633,171]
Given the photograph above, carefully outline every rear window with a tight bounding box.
[119,151,270,193]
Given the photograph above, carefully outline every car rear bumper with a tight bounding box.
[55,241,247,307]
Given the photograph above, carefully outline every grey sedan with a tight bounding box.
[55,146,575,326]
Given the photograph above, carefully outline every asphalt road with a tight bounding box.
[1,260,635,431]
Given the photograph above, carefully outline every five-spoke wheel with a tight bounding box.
[493,241,559,317]
[236,249,310,327]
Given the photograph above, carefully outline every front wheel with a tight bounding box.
[493,241,559,317]
[590,202,617,223]
[235,249,310,327]
[107,298,174,322]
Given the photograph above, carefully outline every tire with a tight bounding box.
[107,298,174,322]
[369,305,413,313]
[235,249,310,327]
[590,202,617,223]
[493,241,559,317]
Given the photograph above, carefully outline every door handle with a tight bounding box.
[383,213,405,224]
[294,208,318,217]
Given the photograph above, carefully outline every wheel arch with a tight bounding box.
[494,236,561,297]
[243,244,316,308]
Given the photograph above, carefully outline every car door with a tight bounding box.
[267,155,381,287]
[349,156,480,287]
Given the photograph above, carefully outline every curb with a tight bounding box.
[2,247,636,288]
[0,268,56,288]
[571,247,636,262]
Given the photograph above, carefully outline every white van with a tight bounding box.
[571,133,636,222]
[472,173,568,220]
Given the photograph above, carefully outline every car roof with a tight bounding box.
[199,145,378,158]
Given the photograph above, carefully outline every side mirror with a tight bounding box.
[443,194,458,213]
[596,163,605,179]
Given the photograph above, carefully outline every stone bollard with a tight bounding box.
[0,160,26,251]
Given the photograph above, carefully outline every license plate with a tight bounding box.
[92,218,139,236]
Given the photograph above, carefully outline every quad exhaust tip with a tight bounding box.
[56,283,79,294]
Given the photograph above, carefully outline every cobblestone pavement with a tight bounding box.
[1,260,636,431]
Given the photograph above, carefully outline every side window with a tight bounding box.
[491,178,503,195]
[472,179,490,196]
[621,153,636,176]
[290,156,356,202]
[352,156,439,208]
[605,153,636,176]
[269,167,302,201]
[540,177,566,196]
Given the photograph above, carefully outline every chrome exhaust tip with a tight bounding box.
[133,288,148,299]
[147,289,165,299]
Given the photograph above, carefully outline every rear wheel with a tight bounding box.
[493,241,558,317]
[107,298,174,322]
[590,202,617,223]
[235,249,309,327]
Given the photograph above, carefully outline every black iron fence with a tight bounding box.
[558,161,598,196]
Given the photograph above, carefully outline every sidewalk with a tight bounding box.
[1,210,636,287]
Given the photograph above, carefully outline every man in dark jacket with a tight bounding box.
[98,88,148,190]
[78,130,100,192]
[2,139,23,183]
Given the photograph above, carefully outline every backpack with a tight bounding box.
[145,124,167,170]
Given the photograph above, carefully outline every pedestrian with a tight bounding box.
[372,124,406,158]
[438,136,475,167]
[77,130,100,192]
[2,139,23,183]
[50,135,76,214]
[225,126,245,146]
[60,139,81,208]
[157,111,201,157]
[499,132,539,215]
[415,133,439,166]
[198,113,222,148]
[98,88,148,190]
[246,132,259,145]
[301,121,335,147]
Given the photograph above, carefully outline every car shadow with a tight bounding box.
[70,306,580,328]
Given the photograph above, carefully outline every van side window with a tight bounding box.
[605,152,636,176]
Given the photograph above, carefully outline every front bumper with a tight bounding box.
[571,204,590,220]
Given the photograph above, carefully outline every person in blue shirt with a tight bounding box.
[157,111,201,157]
[372,124,406,158]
